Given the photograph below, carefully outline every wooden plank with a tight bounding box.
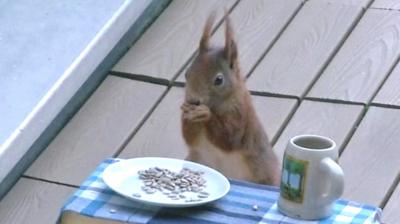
[25,76,166,186]
[120,88,187,159]
[119,87,297,159]
[112,0,236,81]
[0,178,75,224]
[247,1,362,97]
[383,183,400,223]
[308,9,400,103]
[310,0,372,7]
[372,0,400,10]
[252,96,298,144]
[175,0,302,83]
[340,106,400,206]
[273,100,363,161]
[373,61,400,106]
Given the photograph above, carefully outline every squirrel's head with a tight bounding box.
[184,12,243,109]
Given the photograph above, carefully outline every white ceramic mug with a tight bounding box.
[278,134,344,220]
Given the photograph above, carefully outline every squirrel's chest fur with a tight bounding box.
[189,129,253,180]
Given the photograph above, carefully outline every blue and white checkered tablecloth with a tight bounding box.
[58,158,382,224]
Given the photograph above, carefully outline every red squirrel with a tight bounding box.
[181,13,281,185]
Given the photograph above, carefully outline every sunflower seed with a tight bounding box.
[138,167,208,200]
[155,167,163,172]
[199,191,209,196]
[198,194,208,198]
[145,188,156,194]
[109,209,117,214]
[166,186,175,191]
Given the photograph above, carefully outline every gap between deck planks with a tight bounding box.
[372,59,400,106]
[382,182,400,223]
[340,106,400,207]
[118,87,298,159]
[307,8,400,104]
[175,0,303,83]
[273,100,364,161]
[112,0,238,82]
[371,0,400,10]
[309,0,373,7]
[0,177,75,224]
[247,0,363,98]
[25,76,166,186]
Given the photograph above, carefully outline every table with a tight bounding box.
[58,158,382,224]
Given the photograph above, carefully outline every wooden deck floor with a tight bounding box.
[1,0,400,223]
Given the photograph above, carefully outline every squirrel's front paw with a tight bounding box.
[181,103,211,122]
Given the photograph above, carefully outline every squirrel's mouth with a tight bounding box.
[186,99,201,106]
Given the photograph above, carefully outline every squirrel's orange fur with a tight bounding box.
[181,13,281,185]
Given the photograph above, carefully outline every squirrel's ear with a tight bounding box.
[199,12,215,53]
[223,12,238,69]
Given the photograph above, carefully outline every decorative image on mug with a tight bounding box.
[278,135,345,220]
[280,155,308,204]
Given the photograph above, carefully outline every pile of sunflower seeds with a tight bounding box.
[136,167,209,202]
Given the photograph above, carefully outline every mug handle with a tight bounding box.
[318,158,345,204]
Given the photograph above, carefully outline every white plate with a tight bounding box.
[102,157,230,207]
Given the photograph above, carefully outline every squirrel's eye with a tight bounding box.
[214,74,224,86]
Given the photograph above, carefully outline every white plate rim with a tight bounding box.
[102,157,231,207]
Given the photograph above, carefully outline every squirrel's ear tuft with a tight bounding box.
[199,12,216,53]
[223,11,238,69]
